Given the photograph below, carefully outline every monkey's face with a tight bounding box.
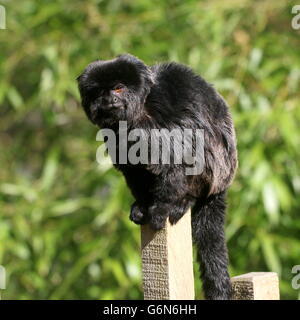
[77,54,154,127]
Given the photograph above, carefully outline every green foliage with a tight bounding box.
[0,0,299,299]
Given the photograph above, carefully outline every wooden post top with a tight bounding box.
[231,272,280,300]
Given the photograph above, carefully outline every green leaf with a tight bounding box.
[40,148,59,191]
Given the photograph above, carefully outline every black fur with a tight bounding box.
[77,54,238,300]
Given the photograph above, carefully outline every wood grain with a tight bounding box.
[141,210,194,300]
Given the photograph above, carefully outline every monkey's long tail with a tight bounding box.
[191,191,232,300]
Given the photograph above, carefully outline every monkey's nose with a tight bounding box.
[102,95,119,106]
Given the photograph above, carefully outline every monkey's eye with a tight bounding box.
[113,84,125,93]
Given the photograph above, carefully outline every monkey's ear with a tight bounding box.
[76,74,83,82]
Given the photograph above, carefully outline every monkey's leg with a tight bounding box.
[147,169,189,230]
[192,191,232,300]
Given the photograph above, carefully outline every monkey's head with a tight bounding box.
[77,54,154,127]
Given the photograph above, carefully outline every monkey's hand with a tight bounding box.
[129,202,148,225]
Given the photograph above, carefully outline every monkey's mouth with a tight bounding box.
[90,102,126,123]
[104,102,124,109]
[101,95,126,110]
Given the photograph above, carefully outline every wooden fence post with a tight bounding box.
[231,272,280,300]
[141,211,280,300]
[141,209,194,300]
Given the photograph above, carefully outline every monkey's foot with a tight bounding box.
[130,202,148,225]
[148,204,168,230]
[168,205,189,225]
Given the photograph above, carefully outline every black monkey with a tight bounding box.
[77,54,237,300]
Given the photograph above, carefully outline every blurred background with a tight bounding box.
[0,0,299,299]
